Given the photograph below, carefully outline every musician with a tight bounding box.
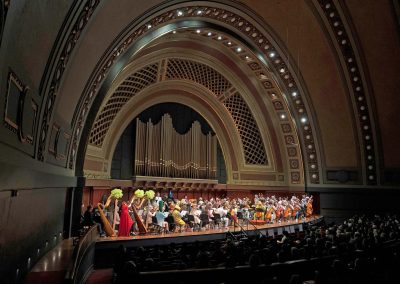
[254,201,265,221]
[190,204,201,225]
[145,206,156,230]
[230,204,239,227]
[242,204,250,221]
[265,202,274,223]
[306,196,313,217]
[283,200,292,222]
[215,204,229,227]
[118,202,134,237]
[171,205,186,230]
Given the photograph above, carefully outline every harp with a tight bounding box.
[129,196,147,235]
[131,205,147,235]
[97,202,116,237]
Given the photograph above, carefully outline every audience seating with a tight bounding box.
[109,214,400,283]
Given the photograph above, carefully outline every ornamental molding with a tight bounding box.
[70,2,320,185]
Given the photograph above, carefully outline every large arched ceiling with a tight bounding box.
[83,32,305,186]
[1,0,399,189]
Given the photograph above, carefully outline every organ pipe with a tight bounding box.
[134,114,217,179]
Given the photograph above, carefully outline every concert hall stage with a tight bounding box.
[96,215,323,250]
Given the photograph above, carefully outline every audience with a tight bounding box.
[111,213,400,283]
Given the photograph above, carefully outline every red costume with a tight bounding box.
[118,203,134,237]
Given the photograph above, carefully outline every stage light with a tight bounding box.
[236,47,242,52]
[300,117,307,123]
[217,36,222,40]
[269,52,276,58]
[177,10,183,16]
[196,29,201,34]
[207,32,212,36]
[292,91,298,97]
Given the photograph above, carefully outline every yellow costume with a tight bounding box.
[254,202,265,220]
[172,206,185,226]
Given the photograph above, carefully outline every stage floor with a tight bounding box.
[96,215,323,247]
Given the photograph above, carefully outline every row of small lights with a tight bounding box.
[324,2,375,182]
[172,27,310,126]
[15,232,63,280]
[169,25,317,181]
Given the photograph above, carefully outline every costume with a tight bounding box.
[254,201,265,220]
[172,206,185,226]
[118,203,134,237]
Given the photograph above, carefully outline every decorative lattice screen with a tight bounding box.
[165,59,231,96]
[89,63,159,146]
[89,59,267,166]
[223,93,267,165]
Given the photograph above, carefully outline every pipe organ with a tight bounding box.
[134,114,217,179]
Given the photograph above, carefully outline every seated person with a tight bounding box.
[145,206,156,230]
[82,205,94,227]
[82,205,105,236]
[190,204,201,225]
[155,210,169,232]
[171,205,186,231]
[215,205,229,227]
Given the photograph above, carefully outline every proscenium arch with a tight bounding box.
[88,40,287,169]
[88,85,241,183]
[73,1,320,186]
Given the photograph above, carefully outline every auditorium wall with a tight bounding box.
[0,187,67,283]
